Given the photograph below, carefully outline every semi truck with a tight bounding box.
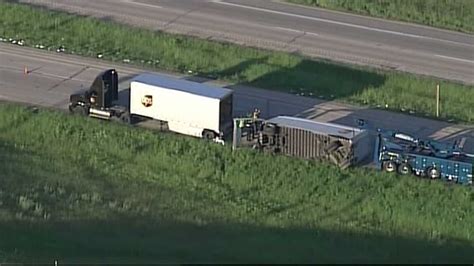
[375,129,473,185]
[69,69,130,122]
[69,69,233,142]
[232,115,371,169]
